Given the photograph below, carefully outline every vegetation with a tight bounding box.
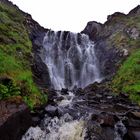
[107,13,140,105]
[0,1,47,109]
[112,49,140,105]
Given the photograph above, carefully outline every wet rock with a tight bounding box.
[91,113,117,127]
[24,12,51,89]
[31,54,51,89]
[0,101,32,140]
[96,94,103,98]
[128,119,140,128]
[86,120,115,140]
[56,96,65,102]
[45,105,58,116]
[125,129,140,140]
[114,104,130,112]
[131,112,140,119]
[106,96,113,99]
[127,111,140,120]
[61,88,69,95]
[32,117,40,126]
[99,116,115,126]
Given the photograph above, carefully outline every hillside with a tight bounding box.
[0,0,49,109]
[82,6,140,105]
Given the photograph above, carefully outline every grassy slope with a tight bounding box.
[111,14,140,105]
[0,1,47,109]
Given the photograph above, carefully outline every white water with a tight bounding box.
[22,31,101,140]
[57,91,74,107]
[42,30,101,90]
[22,115,86,140]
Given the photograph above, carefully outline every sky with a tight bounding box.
[10,0,140,32]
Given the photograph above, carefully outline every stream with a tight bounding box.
[22,30,140,140]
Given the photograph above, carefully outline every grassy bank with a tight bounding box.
[0,1,47,109]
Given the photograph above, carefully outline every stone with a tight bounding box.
[81,21,103,41]
[126,129,140,140]
[132,112,140,119]
[0,101,32,140]
[61,88,69,95]
[45,105,57,116]
[122,48,129,56]
[131,131,140,140]
[126,27,140,40]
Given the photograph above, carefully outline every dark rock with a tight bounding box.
[127,112,140,120]
[81,21,103,41]
[130,130,140,140]
[31,54,51,88]
[0,110,32,140]
[125,129,140,140]
[91,113,116,127]
[128,5,140,16]
[128,119,140,128]
[131,112,140,119]
[45,105,58,116]
[125,27,140,40]
[32,117,40,126]
[86,120,115,140]
[106,12,126,25]
[81,7,140,80]
[61,88,69,95]
[23,14,51,89]
[56,96,65,102]
[95,42,123,79]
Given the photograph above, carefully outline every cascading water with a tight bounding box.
[22,30,130,140]
[42,30,101,90]
[22,30,101,140]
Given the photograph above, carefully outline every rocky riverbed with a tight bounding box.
[22,82,140,140]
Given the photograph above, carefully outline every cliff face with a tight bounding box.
[82,5,140,104]
[0,0,51,106]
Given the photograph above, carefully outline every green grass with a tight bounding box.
[112,49,140,104]
[0,1,47,109]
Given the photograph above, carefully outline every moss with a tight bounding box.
[129,93,140,105]
[112,49,140,104]
[0,1,47,109]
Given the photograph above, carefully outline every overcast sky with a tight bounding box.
[10,0,140,32]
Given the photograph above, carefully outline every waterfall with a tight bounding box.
[42,30,101,90]
[22,30,102,140]
[22,30,136,140]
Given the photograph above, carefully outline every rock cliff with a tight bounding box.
[82,6,140,102]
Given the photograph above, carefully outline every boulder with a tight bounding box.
[0,101,32,140]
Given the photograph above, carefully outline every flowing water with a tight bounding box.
[22,31,127,140]
[41,30,101,90]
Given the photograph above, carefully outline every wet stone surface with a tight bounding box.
[22,84,140,140]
